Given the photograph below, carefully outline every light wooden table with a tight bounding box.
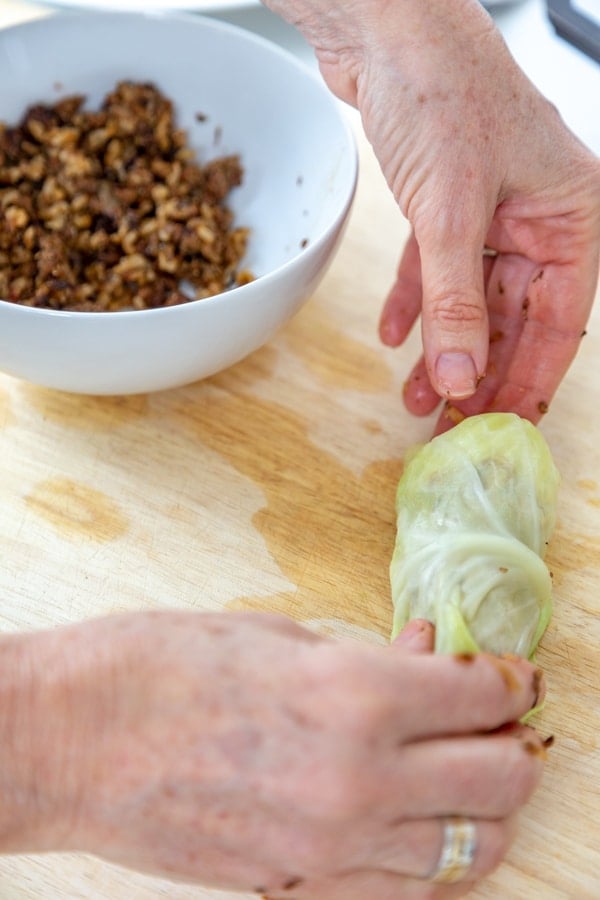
[0,2,598,898]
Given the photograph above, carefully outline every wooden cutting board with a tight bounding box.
[0,7,598,899]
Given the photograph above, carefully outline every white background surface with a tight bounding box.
[493,0,600,155]
[573,0,599,21]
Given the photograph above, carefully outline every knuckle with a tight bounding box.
[317,764,370,821]
[289,828,338,872]
[343,693,390,739]
[428,292,486,327]
[312,649,391,737]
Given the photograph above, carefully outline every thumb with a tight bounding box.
[391,619,435,654]
[416,214,490,401]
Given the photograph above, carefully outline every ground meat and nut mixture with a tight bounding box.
[0,80,252,311]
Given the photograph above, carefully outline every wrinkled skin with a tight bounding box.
[2,612,548,899]
[0,4,578,898]
[265,0,600,432]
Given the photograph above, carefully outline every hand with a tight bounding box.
[3,611,550,898]
[265,0,600,432]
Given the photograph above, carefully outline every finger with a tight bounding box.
[383,725,548,819]
[431,252,536,432]
[386,652,544,741]
[435,253,597,427]
[486,257,596,421]
[402,254,497,419]
[279,815,516,898]
[416,208,490,401]
[402,355,441,417]
[366,815,518,885]
[379,232,422,347]
[267,869,477,900]
[391,619,435,653]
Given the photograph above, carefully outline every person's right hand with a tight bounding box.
[265,0,600,433]
[2,610,550,898]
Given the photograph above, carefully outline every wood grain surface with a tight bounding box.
[0,3,598,898]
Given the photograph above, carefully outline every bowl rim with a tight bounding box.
[0,9,359,321]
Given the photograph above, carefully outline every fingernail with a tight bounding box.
[494,721,522,734]
[406,618,433,634]
[392,619,434,651]
[435,352,478,398]
[490,657,521,692]
[522,739,549,761]
[454,652,476,664]
[531,668,546,708]
[522,734,554,761]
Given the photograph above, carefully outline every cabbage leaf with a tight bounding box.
[390,413,559,658]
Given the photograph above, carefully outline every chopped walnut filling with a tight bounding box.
[0,81,252,311]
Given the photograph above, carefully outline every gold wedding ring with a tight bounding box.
[431,816,477,884]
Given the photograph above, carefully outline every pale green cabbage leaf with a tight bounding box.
[390,413,560,658]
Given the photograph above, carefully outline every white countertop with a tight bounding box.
[1,0,599,155]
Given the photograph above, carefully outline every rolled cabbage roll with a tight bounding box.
[390,412,559,657]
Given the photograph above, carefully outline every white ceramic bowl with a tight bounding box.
[0,11,357,394]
